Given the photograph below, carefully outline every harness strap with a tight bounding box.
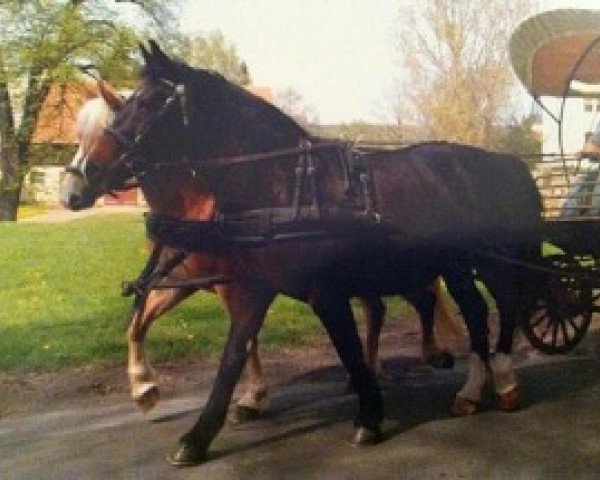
[123,246,188,330]
[121,242,166,297]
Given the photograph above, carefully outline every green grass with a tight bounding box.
[0,214,413,372]
[16,203,48,220]
[0,215,147,371]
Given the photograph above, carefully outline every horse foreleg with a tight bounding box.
[360,296,386,376]
[230,337,270,423]
[127,287,194,412]
[310,290,383,446]
[168,284,275,467]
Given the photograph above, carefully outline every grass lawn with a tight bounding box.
[0,214,413,372]
[16,203,48,220]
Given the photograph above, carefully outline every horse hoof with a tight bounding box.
[498,386,520,412]
[229,405,263,424]
[133,384,160,413]
[166,443,206,467]
[427,351,455,369]
[352,426,382,446]
[451,396,479,416]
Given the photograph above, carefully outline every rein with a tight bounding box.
[81,78,384,252]
[155,140,346,169]
[91,79,349,197]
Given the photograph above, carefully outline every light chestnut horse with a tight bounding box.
[63,88,460,419]
[59,42,541,466]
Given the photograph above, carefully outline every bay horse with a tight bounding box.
[60,41,542,466]
[63,86,458,420]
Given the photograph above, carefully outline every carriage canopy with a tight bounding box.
[509,8,600,98]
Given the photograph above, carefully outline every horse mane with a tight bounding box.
[141,57,313,153]
[76,97,115,149]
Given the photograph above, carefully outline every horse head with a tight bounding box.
[59,81,124,210]
[60,40,310,217]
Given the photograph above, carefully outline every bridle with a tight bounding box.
[66,78,190,195]
[66,76,349,200]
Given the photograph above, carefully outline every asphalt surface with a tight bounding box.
[11,207,600,478]
[2,346,600,479]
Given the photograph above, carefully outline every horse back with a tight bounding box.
[365,142,542,249]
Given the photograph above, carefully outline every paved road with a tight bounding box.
[12,208,600,477]
[1,349,600,479]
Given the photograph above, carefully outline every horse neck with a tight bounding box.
[141,95,315,220]
[141,176,216,221]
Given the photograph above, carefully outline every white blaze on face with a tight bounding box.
[60,96,117,209]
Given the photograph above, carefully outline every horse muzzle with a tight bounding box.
[59,171,99,211]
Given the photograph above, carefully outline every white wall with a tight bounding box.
[540,96,600,156]
[21,166,64,204]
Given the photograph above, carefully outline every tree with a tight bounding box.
[274,87,319,127]
[178,31,251,86]
[394,0,532,146]
[493,113,541,163]
[0,0,179,221]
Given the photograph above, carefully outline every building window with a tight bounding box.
[584,99,600,112]
[29,171,45,185]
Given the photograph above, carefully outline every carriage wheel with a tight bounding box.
[521,254,595,355]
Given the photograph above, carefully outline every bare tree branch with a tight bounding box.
[394,0,533,147]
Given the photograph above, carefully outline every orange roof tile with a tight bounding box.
[32,80,99,144]
[246,85,274,103]
[32,82,273,145]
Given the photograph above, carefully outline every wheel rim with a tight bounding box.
[522,255,594,354]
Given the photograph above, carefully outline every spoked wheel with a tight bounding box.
[522,254,597,355]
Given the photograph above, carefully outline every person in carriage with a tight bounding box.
[562,121,600,217]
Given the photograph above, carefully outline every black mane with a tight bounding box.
[141,53,312,157]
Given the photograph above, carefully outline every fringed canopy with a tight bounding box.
[509,8,600,97]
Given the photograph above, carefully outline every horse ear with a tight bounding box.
[97,80,124,112]
[139,42,151,66]
[141,40,173,79]
[148,40,172,70]
[149,39,162,56]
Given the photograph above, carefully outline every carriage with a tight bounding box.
[509,8,600,355]
[58,13,600,464]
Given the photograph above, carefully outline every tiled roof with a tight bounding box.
[32,82,272,145]
[246,85,274,103]
[32,80,99,144]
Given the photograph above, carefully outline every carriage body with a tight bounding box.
[509,8,600,353]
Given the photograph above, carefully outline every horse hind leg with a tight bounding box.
[443,270,490,416]
[229,337,270,424]
[479,266,522,412]
[407,279,455,369]
[127,286,194,412]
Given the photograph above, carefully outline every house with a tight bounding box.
[24,80,145,206]
[538,96,600,156]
